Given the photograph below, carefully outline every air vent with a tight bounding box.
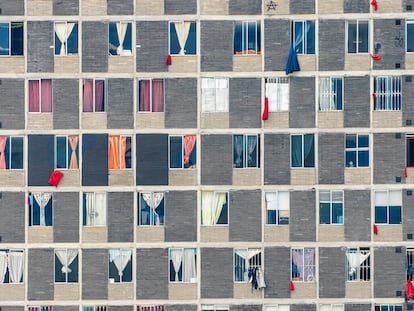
[407,5,413,11]
[408,233,413,240]
[396,19,401,25]
[396,290,402,296]
[408,190,413,196]
[396,247,402,253]
[407,76,413,82]
[407,120,413,126]
[395,133,402,139]
[396,176,402,183]
[407,304,414,310]
[396,63,401,69]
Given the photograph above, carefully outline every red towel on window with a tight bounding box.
[371,54,382,61]
[262,97,269,120]
[371,0,378,11]
[373,224,378,235]
[48,170,64,187]
[166,54,172,65]
[290,281,295,291]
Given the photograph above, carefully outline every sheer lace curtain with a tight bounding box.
[55,249,78,273]
[33,192,52,226]
[8,251,24,283]
[170,249,183,281]
[142,192,164,225]
[0,251,7,283]
[110,249,131,278]
[183,249,196,282]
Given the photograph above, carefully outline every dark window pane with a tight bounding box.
[267,210,276,224]
[389,206,402,224]
[67,255,78,282]
[11,22,23,55]
[55,255,66,282]
[67,24,78,54]
[108,23,119,55]
[11,137,23,169]
[320,203,331,224]
[348,23,357,53]
[125,136,132,169]
[170,23,181,55]
[234,22,242,54]
[346,134,356,148]
[170,136,182,168]
[358,150,369,167]
[408,24,414,52]
[335,78,343,110]
[346,151,356,167]
[358,22,369,53]
[291,135,302,167]
[375,206,387,223]
[0,23,10,55]
[358,135,369,147]
[332,203,343,224]
[45,199,53,226]
[184,22,196,55]
[233,135,245,168]
[294,21,303,53]
[56,136,67,169]
[304,134,314,167]
[407,138,414,166]
[306,21,315,54]
[139,195,151,225]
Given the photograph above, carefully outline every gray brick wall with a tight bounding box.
[290,190,316,241]
[0,79,25,129]
[264,19,290,71]
[319,133,345,184]
[290,77,315,128]
[344,0,369,13]
[231,306,261,311]
[53,79,79,129]
[107,0,133,15]
[403,190,414,241]
[109,307,133,311]
[404,0,414,11]
[229,0,261,14]
[201,248,233,298]
[28,249,54,300]
[164,0,197,14]
[403,75,414,127]
[229,190,261,241]
[0,0,24,14]
[27,21,54,73]
[82,134,108,186]
[165,191,197,242]
[319,20,345,71]
[28,135,55,186]
[82,22,108,72]
[107,78,134,129]
[264,134,291,185]
[53,0,79,15]
[54,307,78,311]
[166,306,197,311]
[229,78,261,128]
[291,305,316,311]
[0,192,25,243]
[290,0,315,14]
[82,249,108,299]
[345,304,372,311]
[319,247,345,298]
[53,192,79,243]
[344,190,371,241]
[136,248,168,299]
[108,192,134,242]
[1,307,24,311]
[264,247,291,298]
[344,76,370,128]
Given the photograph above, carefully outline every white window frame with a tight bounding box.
[291,247,315,282]
[83,79,106,112]
[346,20,369,54]
[406,20,414,52]
[0,249,24,284]
[374,76,402,111]
[2,136,24,170]
[54,248,79,283]
[0,22,23,57]
[263,305,290,311]
[138,192,165,227]
[28,307,53,311]
[169,248,197,283]
[201,191,229,226]
[55,135,78,170]
[319,190,344,225]
[28,79,53,113]
[318,77,343,111]
[234,21,261,55]
[83,192,107,227]
[320,305,345,311]
[54,21,78,56]
[374,305,403,311]
[138,306,165,311]
[137,78,165,113]
[108,248,132,283]
[168,21,196,55]
[108,21,132,56]
[83,306,107,311]
[233,134,259,169]
[290,133,315,168]
[169,135,196,169]
[202,306,229,311]
[346,247,370,282]
[28,192,53,227]
[233,248,262,283]
[265,191,289,225]
[201,78,229,112]
[293,20,315,55]
[265,77,289,112]
[374,190,402,224]
[345,134,369,168]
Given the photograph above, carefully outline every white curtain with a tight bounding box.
[170,249,183,281]
[110,249,131,279]
[85,193,106,226]
[0,251,7,283]
[55,249,78,273]
[319,77,336,111]
[235,249,261,270]
[8,251,24,283]
[346,251,370,275]
[215,78,229,112]
[33,192,52,226]
[266,79,289,112]
[55,22,75,55]
[201,192,226,225]
[201,78,229,112]
[174,22,191,55]
[183,249,196,282]
[142,192,164,225]
[116,22,128,55]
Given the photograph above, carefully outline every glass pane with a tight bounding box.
[267,210,276,224]
[346,151,356,167]
[306,21,315,54]
[389,206,402,224]
[184,22,196,54]
[108,23,119,55]
[358,150,369,167]
[56,136,67,169]
[170,22,181,54]
[347,22,357,53]
[0,23,10,56]
[67,23,78,54]
[233,135,245,168]
[247,135,257,167]
[358,135,369,147]
[358,22,369,53]
[139,195,151,225]
[138,80,150,112]
[279,210,289,224]
[408,23,414,52]
[291,135,302,167]
[335,78,343,110]
[68,255,78,282]
[125,136,132,169]
[346,134,356,148]
[10,23,23,55]
[294,21,303,53]
[320,203,331,224]
[54,31,62,55]
[217,199,228,224]
[332,203,343,224]
[234,22,242,54]
[123,23,132,52]
[247,22,257,52]
[375,206,387,223]
[169,136,183,168]
[304,134,314,167]
[55,254,66,282]
[10,137,23,169]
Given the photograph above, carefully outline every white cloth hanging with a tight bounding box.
[116,22,128,55]
[174,22,191,55]
[0,251,7,283]
[55,22,75,55]
[55,249,78,273]
[170,249,183,281]
[8,251,24,283]
[110,249,131,279]
[33,192,52,226]
[183,249,196,282]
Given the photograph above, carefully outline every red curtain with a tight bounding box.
[139,80,151,112]
[262,97,269,120]
[83,80,93,112]
[152,79,164,112]
[0,136,6,169]
[41,79,52,112]
[183,135,196,165]
[29,80,40,112]
[95,80,105,112]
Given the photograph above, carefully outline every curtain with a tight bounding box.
[303,249,315,281]
[85,193,106,226]
[183,135,196,165]
[174,22,191,55]
[110,249,131,278]
[139,80,150,112]
[0,136,6,169]
[55,22,75,55]
[142,192,164,225]
[304,134,314,167]
[33,192,52,226]
[201,192,226,225]
[8,251,24,283]
[83,80,93,112]
[95,80,104,112]
[183,249,196,282]
[85,193,94,226]
[152,80,164,112]
[109,136,120,169]
[29,80,40,112]
[319,78,335,111]
[247,136,257,167]
[292,249,303,279]
[201,78,216,112]
[41,79,52,112]
[0,251,7,283]
[68,135,78,169]
[234,136,244,167]
[266,79,289,112]
[346,251,370,275]
[116,22,128,55]
[170,249,183,281]
[216,78,229,111]
[55,249,78,273]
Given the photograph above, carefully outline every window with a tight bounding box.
[108,135,131,170]
[291,248,315,282]
[55,135,79,170]
[83,79,105,112]
[169,248,197,283]
[347,20,368,53]
[201,78,229,112]
[83,307,107,311]
[139,192,165,226]
[109,249,132,283]
[345,134,369,168]
[169,21,196,55]
[373,76,402,111]
[407,248,414,280]
[0,249,24,283]
[265,191,289,225]
[28,192,53,226]
[293,20,315,55]
[234,21,261,55]
[54,249,79,283]
[138,79,164,112]
[265,78,289,112]
[54,22,78,55]
[320,305,344,311]
[346,247,370,281]
[0,136,23,170]
[319,190,343,225]
[0,22,23,56]
[82,192,107,226]
[138,307,165,311]
[263,306,289,311]
[374,190,402,224]
[291,134,315,168]
[234,248,262,282]
[407,21,414,52]
[28,79,53,113]
[375,305,403,311]
[169,135,196,169]
[319,77,343,111]
[407,135,414,166]
[109,22,132,56]
[233,134,259,168]
[202,306,229,311]
[201,191,228,225]
[28,307,53,311]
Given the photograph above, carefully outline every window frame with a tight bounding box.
[233,134,260,169]
[319,190,344,225]
[137,78,165,113]
[54,21,78,56]
[108,135,132,170]
[138,192,165,227]
[318,77,343,111]
[137,306,165,311]
[345,134,369,168]
[346,20,369,54]
[0,249,24,284]
[28,79,53,113]
[108,248,133,283]
[346,247,371,282]
[233,248,262,283]
[55,135,79,170]
[374,305,403,311]
[108,21,132,56]
[0,135,24,170]
[373,76,402,111]
[374,190,402,225]
[54,248,79,283]
[0,21,24,56]
[82,192,107,227]
[83,79,106,113]
[201,191,229,226]
[291,247,316,282]
[83,306,107,311]
[265,77,289,112]
[263,305,290,311]
[293,20,315,55]
[233,20,261,56]
[406,248,414,281]
[265,191,290,225]
[28,192,53,227]
[407,20,414,53]
[169,247,197,283]
[320,305,345,311]
[290,134,315,168]
[169,135,197,169]
[168,21,197,56]
[202,306,229,311]
[201,78,229,113]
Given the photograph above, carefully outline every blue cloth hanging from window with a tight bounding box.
[285,45,301,75]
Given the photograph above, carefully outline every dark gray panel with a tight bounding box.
[0,192,25,243]
[136,21,168,72]
[108,192,133,242]
[264,19,290,71]
[54,192,79,243]
[166,306,197,311]
[53,307,78,311]
[28,135,54,186]
[344,0,369,13]
[0,0,24,14]
[107,0,133,15]
[200,135,233,185]
[345,190,371,241]
[289,77,315,128]
[344,76,370,128]
[291,305,316,311]
[201,20,233,72]
[28,249,54,300]
[345,304,372,311]
[373,133,405,184]
[403,75,414,127]
[264,134,290,185]
[229,78,261,128]
[165,191,197,242]
[164,0,197,14]
[318,133,344,184]
[229,0,261,14]
[229,190,261,242]
[374,247,405,297]
[373,19,405,70]
[264,247,291,298]
[107,78,134,129]
[82,249,108,299]
[404,0,414,11]
[53,79,79,129]
[319,247,345,298]
[319,20,345,71]
[27,21,54,73]
[136,248,168,299]
[231,306,261,311]
[290,0,315,13]
[82,22,108,73]
[1,307,24,311]
[403,190,414,241]
[201,248,233,298]
[82,134,108,186]
[136,134,168,185]
[165,78,197,128]
[0,79,24,129]
[53,0,79,15]
[290,191,316,241]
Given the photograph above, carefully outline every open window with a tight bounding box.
[28,79,53,113]
[108,135,132,170]
[201,191,228,225]
[234,21,261,55]
[55,135,79,170]
[109,249,132,283]
[265,77,289,112]
[54,249,79,283]
[169,21,196,55]
[265,191,289,225]
[291,248,315,282]
[234,248,262,282]
[169,135,196,169]
[293,20,315,55]
[201,78,229,112]
[373,76,402,111]
[0,136,23,170]
[319,190,343,225]
[138,79,164,112]
[83,79,106,112]
[346,247,370,281]
[109,22,132,56]
[0,22,23,56]
[319,77,343,111]
[28,192,53,227]
[138,192,165,226]
[374,190,402,224]
[233,134,259,168]
[82,192,107,226]
[54,22,78,56]
[169,248,197,283]
[291,134,315,168]
[345,134,369,168]
[0,249,24,284]
[346,20,368,54]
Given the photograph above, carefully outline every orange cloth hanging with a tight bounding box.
[183,135,196,165]
[262,97,269,120]
[109,136,127,169]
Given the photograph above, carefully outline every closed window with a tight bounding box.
[375,305,403,311]
[109,22,132,56]
[406,248,414,281]
[291,248,315,282]
[54,22,78,55]
[265,191,289,225]
[407,20,414,52]
[265,77,289,112]
[234,21,261,55]
[319,77,343,111]
[138,79,164,112]
[54,249,79,283]
[138,192,165,226]
[169,135,196,169]
[319,190,343,224]
[28,192,53,226]
[374,76,402,111]
[202,306,229,311]
[346,134,369,168]
[83,306,107,311]
[201,191,228,225]
[264,306,289,311]
[407,135,414,166]
[109,249,132,283]
[347,20,368,53]
[0,22,23,56]
[0,136,23,170]
[169,248,197,283]
[138,306,165,311]
[234,248,262,282]
[293,20,315,54]
[28,79,53,113]
[55,135,79,170]
[0,249,24,284]
[233,134,259,168]
[82,192,107,226]
[83,79,105,112]
[108,135,132,170]
[28,307,52,311]
[374,190,402,224]
[346,247,370,281]
[169,21,196,55]
[201,78,229,112]
[320,305,344,311]
[291,134,315,168]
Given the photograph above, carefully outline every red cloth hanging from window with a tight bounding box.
[290,281,295,291]
[48,170,64,187]
[166,54,172,65]
[407,280,414,299]
[371,0,378,11]
[371,54,382,61]
[262,97,269,120]
[373,224,378,235]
